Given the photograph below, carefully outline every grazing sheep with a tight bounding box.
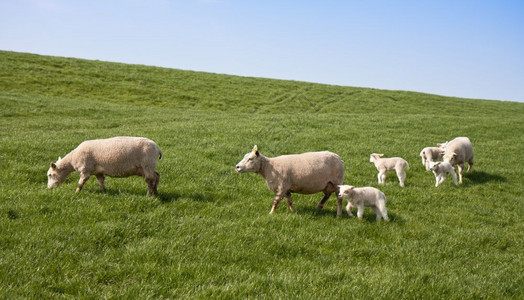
[235,145,345,216]
[338,185,389,221]
[47,136,162,196]
[369,153,410,187]
[419,147,443,171]
[428,161,458,187]
[442,137,474,184]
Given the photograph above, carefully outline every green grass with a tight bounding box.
[1,50,523,298]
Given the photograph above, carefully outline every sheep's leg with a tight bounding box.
[450,170,458,186]
[397,169,406,187]
[144,172,158,196]
[372,206,382,221]
[467,159,473,172]
[378,170,386,184]
[317,192,331,210]
[270,192,285,214]
[357,204,364,219]
[285,192,294,212]
[379,203,389,222]
[346,202,354,217]
[76,173,90,193]
[435,175,440,187]
[153,172,160,194]
[336,194,343,217]
[96,175,106,192]
[439,174,446,185]
[457,164,464,184]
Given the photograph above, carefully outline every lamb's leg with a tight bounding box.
[372,206,382,221]
[357,204,364,219]
[285,192,294,212]
[378,170,386,184]
[457,164,464,184]
[346,201,354,217]
[435,174,440,187]
[439,174,446,185]
[270,191,285,214]
[397,169,406,187]
[450,170,459,186]
[96,175,106,192]
[76,173,90,193]
[336,194,343,217]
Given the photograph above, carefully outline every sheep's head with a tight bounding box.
[235,145,262,173]
[443,152,457,165]
[338,185,355,199]
[369,153,383,163]
[47,157,67,188]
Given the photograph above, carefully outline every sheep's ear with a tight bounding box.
[379,154,384,157]
[50,163,57,169]
[436,162,441,166]
[349,186,355,190]
[252,145,258,152]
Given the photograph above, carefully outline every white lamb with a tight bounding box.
[47,136,162,196]
[338,185,389,221]
[369,153,409,187]
[419,147,443,171]
[428,161,458,187]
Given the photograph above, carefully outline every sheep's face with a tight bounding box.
[443,152,457,165]
[369,153,382,163]
[338,185,354,199]
[47,160,67,188]
[235,146,261,173]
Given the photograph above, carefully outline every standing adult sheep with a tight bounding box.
[235,145,345,216]
[442,137,474,184]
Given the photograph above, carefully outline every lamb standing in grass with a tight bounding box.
[369,153,409,187]
[235,145,345,216]
[338,185,389,221]
[428,161,458,187]
[47,136,162,196]
[420,147,443,171]
[442,137,474,184]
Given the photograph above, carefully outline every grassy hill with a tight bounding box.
[1,50,523,298]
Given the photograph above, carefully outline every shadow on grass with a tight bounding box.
[466,171,507,185]
[297,207,404,223]
[158,191,215,203]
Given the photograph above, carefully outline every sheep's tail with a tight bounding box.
[405,161,410,170]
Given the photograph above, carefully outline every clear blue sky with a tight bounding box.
[1,0,523,102]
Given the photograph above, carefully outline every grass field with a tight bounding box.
[1,50,523,298]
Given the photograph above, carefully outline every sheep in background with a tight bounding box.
[338,185,389,221]
[442,137,474,184]
[235,145,345,216]
[420,147,443,171]
[47,136,162,196]
[429,161,458,187]
[369,153,410,187]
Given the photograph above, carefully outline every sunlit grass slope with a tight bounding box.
[1,50,523,298]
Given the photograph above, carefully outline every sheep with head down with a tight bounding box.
[419,147,443,171]
[235,145,345,216]
[47,136,162,196]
